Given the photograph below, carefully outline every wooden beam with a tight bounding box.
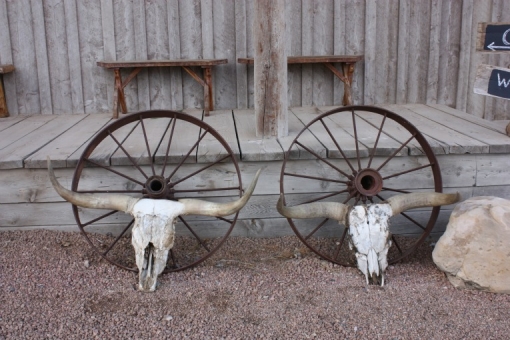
[253,0,287,138]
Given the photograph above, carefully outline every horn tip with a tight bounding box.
[255,168,262,180]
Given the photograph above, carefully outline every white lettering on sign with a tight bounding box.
[487,42,510,51]
[503,28,510,45]
[497,73,510,88]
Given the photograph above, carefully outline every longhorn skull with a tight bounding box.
[48,157,261,292]
[277,192,459,285]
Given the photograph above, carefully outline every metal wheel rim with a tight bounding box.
[279,105,442,266]
[72,110,242,272]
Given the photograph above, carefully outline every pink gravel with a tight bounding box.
[1,229,509,339]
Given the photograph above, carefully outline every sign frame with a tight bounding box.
[474,64,510,99]
[476,22,510,52]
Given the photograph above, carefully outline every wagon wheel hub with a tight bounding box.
[145,175,174,200]
[352,168,383,197]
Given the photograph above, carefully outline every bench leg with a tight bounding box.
[0,75,8,118]
[113,69,128,119]
[203,67,213,116]
[182,66,212,116]
[323,62,355,106]
[341,63,355,106]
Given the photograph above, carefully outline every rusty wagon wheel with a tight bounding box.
[279,105,443,266]
[71,110,242,273]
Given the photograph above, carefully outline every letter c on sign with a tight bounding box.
[503,28,510,46]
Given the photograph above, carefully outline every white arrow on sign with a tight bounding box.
[487,28,510,51]
[487,42,510,51]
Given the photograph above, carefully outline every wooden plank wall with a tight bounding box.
[1,0,510,119]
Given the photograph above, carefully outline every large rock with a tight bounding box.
[432,196,510,294]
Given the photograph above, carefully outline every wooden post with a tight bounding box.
[254,0,288,138]
[0,65,14,118]
[0,76,7,118]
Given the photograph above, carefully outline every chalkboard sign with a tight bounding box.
[488,69,510,99]
[477,22,510,52]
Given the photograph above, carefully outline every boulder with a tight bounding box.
[432,196,510,294]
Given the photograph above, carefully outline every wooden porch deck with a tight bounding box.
[1,104,509,238]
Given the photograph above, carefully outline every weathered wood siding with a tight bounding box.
[0,0,509,119]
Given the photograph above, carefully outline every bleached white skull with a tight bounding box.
[48,157,261,291]
[277,192,459,285]
[346,204,392,285]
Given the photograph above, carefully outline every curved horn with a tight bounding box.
[47,157,138,213]
[387,192,460,216]
[179,169,262,217]
[277,194,349,224]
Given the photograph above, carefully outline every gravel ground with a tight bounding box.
[1,230,509,339]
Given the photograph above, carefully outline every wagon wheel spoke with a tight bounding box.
[333,227,349,261]
[376,133,416,172]
[301,189,349,205]
[178,216,211,252]
[294,141,352,178]
[72,110,242,273]
[165,128,209,180]
[381,187,411,194]
[174,186,241,194]
[391,235,403,255]
[400,212,427,231]
[77,190,143,194]
[139,115,156,176]
[367,113,387,169]
[80,210,119,228]
[84,158,145,187]
[216,216,234,224]
[171,154,230,186]
[160,116,177,176]
[102,219,135,256]
[304,218,330,240]
[107,129,149,180]
[378,189,431,257]
[280,106,442,266]
[382,163,433,181]
[283,172,349,185]
[351,108,362,171]
[343,191,356,204]
[167,249,180,269]
[320,118,356,173]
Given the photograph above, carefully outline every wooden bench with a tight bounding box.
[238,55,364,106]
[0,64,14,118]
[97,59,228,118]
